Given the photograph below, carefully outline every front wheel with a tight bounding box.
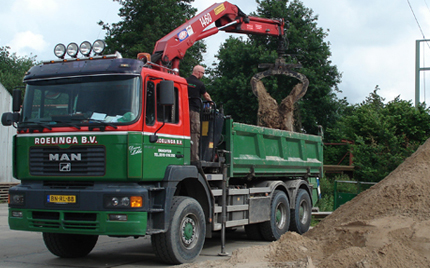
[151,196,206,264]
[290,189,312,234]
[259,190,290,241]
[43,233,98,258]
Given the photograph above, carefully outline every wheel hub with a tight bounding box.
[181,216,197,248]
[276,209,282,224]
[275,203,286,229]
[299,200,309,224]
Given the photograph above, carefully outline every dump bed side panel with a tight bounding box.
[224,119,323,178]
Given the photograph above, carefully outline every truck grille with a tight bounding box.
[31,211,98,230]
[29,146,105,176]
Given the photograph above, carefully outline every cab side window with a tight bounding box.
[145,81,156,126]
[145,79,179,126]
[157,84,179,124]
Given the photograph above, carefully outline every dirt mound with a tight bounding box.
[183,138,430,267]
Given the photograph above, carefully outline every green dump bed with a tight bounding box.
[223,118,323,179]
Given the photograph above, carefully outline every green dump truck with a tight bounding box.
[2,2,322,263]
[4,77,323,263]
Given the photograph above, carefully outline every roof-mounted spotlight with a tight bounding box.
[67,43,79,58]
[80,41,92,57]
[92,39,106,55]
[54,43,66,59]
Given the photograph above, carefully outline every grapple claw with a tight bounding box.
[250,56,309,131]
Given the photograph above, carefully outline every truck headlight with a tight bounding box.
[121,197,130,207]
[92,40,106,55]
[9,194,25,205]
[80,41,92,57]
[109,214,127,221]
[54,43,66,59]
[11,211,23,218]
[105,196,143,208]
[111,197,119,206]
[67,42,79,58]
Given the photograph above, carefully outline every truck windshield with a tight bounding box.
[21,76,141,127]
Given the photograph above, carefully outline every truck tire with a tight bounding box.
[290,189,312,234]
[259,190,290,241]
[151,196,206,264]
[42,233,98,258]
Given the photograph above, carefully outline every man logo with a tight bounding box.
[48,153,81,172]
[49,153,82,161]
[60,163,71,172]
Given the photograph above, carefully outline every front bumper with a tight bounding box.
[9,208,147,236]
[8,181,151,236]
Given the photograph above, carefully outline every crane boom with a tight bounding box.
[151,1,285,73]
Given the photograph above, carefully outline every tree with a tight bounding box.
[325,87,430,182]
[99,0,206,77]
[0,46,38,94]
[207,37,266,123]
[208,0,342,134]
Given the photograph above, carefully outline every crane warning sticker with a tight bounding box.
[178,25,194,42]
[215,3,225,15]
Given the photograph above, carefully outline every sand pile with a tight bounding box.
[183,138,430,267]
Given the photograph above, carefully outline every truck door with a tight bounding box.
[143,77,187,180]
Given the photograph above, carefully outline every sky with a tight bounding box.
[1,0,430,105]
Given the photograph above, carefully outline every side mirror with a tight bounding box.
[12,88,22,112]
[149,80,174,143]
[159,80,174,106]
[149,135,158,143]
[2,112,19,126]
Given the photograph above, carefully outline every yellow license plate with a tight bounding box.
[48,195,76,203]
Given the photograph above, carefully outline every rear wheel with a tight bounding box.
[290,189,312,234]
[259,190,290,241]
[43,233,98,258]
[151,196,206,264]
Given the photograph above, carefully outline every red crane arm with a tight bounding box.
[151,1,285,73]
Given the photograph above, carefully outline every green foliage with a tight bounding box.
[326,87,430,182]
[0,46,38,94]
[315,175,362,212]
[208,0,342,134]
[316,194,334,212]
[100,0,206,77]
[323,143,352,166]
[315,175,335,211]
[207,37,263,123]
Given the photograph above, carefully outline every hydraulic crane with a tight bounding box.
[146,1,308,132]
[148,1,286,73]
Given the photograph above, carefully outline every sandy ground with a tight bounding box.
[181,138,430,267]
